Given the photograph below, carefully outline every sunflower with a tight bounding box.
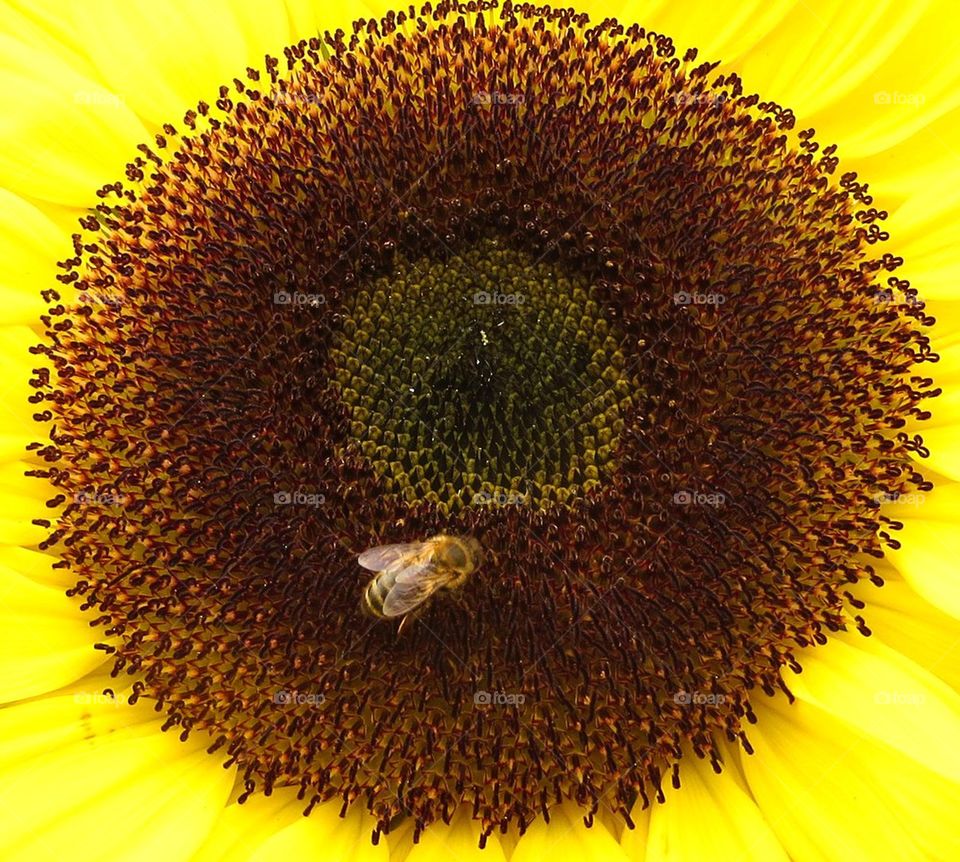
[2,0,960,860]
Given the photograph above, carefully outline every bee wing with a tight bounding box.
[357,542,423,572]
[381,561,450,617]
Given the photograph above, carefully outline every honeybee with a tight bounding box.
[358,534,482,632]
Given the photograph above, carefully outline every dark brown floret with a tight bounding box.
[30,0,936,846]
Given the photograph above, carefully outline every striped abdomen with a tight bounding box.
[363,568,399,618]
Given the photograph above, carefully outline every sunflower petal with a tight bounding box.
[2,0,107,81]
[849,576,960,691]
[885,482,960,619]
[613,0,789,64]
[404,810,508,862]
[308,0,392,36]
[245,801,386,862]
[193,786,389,862]
[283,0,320,38]
[0,545,70,588]
[642,752,788,862]
[512,802,629,862]
[0,694,234,862]
[189,786,306,862]
[741,0,960,158]
[0,189,70,325]
[784,633,960,784]
[68,0,291,129]
[0,562,104,703]
[0,35,148,207]
[619,803,651,862]
[903,340,960,480]
[0,325,47,438]
[743,691,960,862]
[736,0,927,121]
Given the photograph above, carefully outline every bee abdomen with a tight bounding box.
[363,571,396,618]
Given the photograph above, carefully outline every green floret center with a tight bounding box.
[331,238,636,512]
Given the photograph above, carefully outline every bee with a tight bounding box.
[358,534,482,633]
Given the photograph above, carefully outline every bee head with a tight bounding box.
[461,536,484,570]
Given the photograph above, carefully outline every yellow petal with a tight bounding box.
[69,0,290,128]
[0,495,47,547]
[0,545,70,588]
[0,435,34,464]
[849,576,960,691]
[916,341,960,424]
[308,0,392,35]
[283,0,320,38]
[886,166,960,304]
[735,0,927,121]
[0,693,235,862]
[903,339,960,480]
[613,0,789,64]
[643,752,788,862]
[190,785,305,862]
[920,427,958,484]
[885,481,960,619]
[229,0,297,58]
[0,34,148,207]
[250,799,385,862]
[0,562,104,703]
[0,189,71,325]
[0,325,46,433]
[738,0,960,160]
[0,462,47,501]
[743,691,960,862]
[0,685,151,767]
[620,802,651,862]
[921,299,960,347]
[405,809,508,862]
[784,633,960,784]
[2,0,108,81]
[512,802,629,862]
[195,785,389,862]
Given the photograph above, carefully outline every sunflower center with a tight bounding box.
[332,238,633,511]
[33,0,937,847]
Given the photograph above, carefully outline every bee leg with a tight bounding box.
[396,614,415,638]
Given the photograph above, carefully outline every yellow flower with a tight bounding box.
[2,1,960,861]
